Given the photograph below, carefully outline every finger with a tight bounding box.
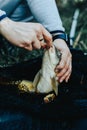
[33,38,41,49]
[59,61,72,83]
[24,43,33,51]
[65,62,72,82]
[57,56,70,77]
[42,27,52,47]
[38,34,44,41]
[39,39,47,48]
[65,73,71,83]
[19,44,24,48]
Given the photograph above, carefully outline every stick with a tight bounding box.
[73,28,82,48]
[69,9,80,46]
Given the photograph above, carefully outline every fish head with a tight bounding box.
[48,45,61,69]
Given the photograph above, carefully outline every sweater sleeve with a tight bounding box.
[0,9,6,16]
[26,0,65,32]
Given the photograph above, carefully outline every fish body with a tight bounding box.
[33,45,60,95]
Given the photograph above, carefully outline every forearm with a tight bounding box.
[0,9,7,35]
[27,0,65,32]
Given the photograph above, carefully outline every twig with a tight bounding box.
[69,8,80,46]
[73,28,82,48]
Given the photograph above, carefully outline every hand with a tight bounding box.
[54,39,72,83]
[0,18,52,50]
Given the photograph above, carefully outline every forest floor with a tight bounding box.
[0,1,87,67]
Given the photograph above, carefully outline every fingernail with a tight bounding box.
[60,79,63,83]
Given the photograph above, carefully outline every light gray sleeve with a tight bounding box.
[0,9,6,16]
[26,0,65,32]
[0,0,22,16]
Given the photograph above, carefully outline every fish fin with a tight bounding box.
[51,77,58,95]
[33,70,41,90]
[44,93,56,103]
[18,80,35,93]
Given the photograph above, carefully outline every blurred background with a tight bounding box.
[56,0,87,50]
[0,0,87,67]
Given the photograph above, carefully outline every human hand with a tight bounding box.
[0,18,52,50]
[53,39,72,83]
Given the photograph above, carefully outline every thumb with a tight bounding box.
[42,27,52,47]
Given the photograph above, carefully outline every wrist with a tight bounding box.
[0,10,7,34]
[50,30,65,35]
[0,17,8,35]
[0,17,13,36]
[50,30,70,46]
[0,10,7,20]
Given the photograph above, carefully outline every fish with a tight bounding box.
[32,44,61,103]
[18,44,61,103]
[0,44,61,103]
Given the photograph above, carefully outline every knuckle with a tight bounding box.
[60,66,64,69]
[63,68,66,73]
[60,63,65,69]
